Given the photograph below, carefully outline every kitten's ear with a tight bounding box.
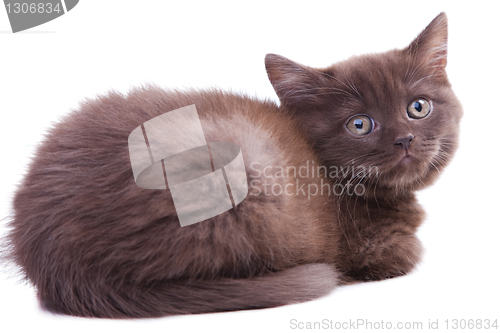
[265,54,328,108]
[405,12,448,72]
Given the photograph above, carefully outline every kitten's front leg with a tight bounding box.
[343,230,423,281]
[338,202,424,282]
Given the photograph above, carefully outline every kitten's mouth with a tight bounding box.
[396,151,414,167]
[374,155,423,191]
[386,151,422,176]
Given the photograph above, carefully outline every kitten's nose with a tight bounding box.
[394,135,414,151]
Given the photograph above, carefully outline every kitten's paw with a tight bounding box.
[345,234,423,282]
[355,267,408,282]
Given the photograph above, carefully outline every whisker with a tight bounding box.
[410,73,440,89]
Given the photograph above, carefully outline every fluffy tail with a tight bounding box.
[40,263,338,318]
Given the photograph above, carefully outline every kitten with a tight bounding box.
[2,12,462,318]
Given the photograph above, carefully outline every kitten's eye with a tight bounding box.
[407,98,431,119]
[346,115,373,136]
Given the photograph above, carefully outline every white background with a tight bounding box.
[1,1,498,332]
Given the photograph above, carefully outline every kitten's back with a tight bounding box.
[5,87,340,317]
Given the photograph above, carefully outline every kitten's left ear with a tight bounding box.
[405,12,448,72]
[265,54,328,108]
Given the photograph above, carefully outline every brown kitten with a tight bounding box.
[2,12,462,318]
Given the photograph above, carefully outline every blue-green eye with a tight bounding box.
[347,115,373,135]
[408,98,431,119]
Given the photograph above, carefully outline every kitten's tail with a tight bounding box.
[40,263,338,318]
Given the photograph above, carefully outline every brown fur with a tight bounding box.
[1,13,462,317]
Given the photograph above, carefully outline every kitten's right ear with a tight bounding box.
[265,54,327,108]
[405,12,448,72]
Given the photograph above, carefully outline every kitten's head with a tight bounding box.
[266,12,462,195]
